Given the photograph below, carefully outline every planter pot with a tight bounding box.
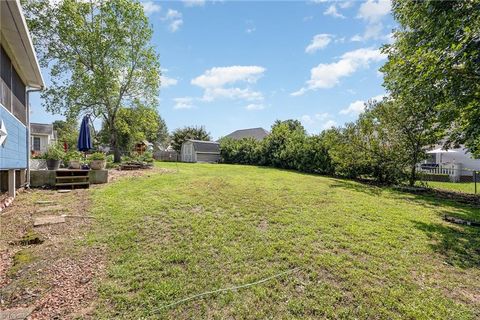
[69,160,81,169]
[46,159,61,171]
[90,160,106,170]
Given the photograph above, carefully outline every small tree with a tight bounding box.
[171,126,211,152]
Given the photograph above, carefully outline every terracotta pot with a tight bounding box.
[90,160,106,170]
[69,160,81,169]
[46,159,60,170]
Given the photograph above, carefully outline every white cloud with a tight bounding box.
[358,0,391,23]
[161,75,178,88]
[305,34,333,54]
[351,22,384,42]
[352,0,391,42]
[245,20,256,34]
[163,9,183,32]
[324,5,345,19]
[339,100,365,115]
[322,119,337,130]
[141,1,161,15]
[166,9,182,19]
[339,94,386,115]
[245,104,265,111]
[169,19,183,32]
[183,0,205,7]
[339,1,354,9]
[300,113,336,132]
[192,66,266,102]
[192,66,265,88]
[173,97,195,110]
[202,87,263,102]
[292,48,386,95]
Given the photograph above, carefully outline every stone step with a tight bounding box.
[34,216,66,227]
[36,205,64,213]
[0,307,34,320]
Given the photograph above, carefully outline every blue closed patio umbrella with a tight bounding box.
[77,115,93,152]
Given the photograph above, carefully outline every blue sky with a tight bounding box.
[30,0,394,140]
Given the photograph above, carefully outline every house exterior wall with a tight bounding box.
[1,44,27,170]
[0,105,27,169]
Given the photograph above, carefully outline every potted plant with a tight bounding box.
[64,150,83,169]
[89,152,106,170]
[43,144,65,170]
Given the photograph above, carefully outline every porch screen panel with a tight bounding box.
[12,67,26,125]
[0,45,12,110]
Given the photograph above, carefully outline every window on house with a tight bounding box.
[33,137,41,151]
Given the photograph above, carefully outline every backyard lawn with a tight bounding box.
[88,163,480,319]
[420,181,478,195]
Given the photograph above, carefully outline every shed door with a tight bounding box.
[184,143,194,162]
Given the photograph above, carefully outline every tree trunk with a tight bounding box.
[110,129,122,163]
[409,165,416,186]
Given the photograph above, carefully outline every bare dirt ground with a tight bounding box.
[0,167,171,319]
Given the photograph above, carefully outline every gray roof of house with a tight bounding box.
[30,123,54,135]
[188,140,220,153]
[224,127,269,141]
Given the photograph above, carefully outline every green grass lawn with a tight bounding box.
[419,181,478,195]
[88,163,480,319]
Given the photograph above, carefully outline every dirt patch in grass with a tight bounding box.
[107,166,174,183]
[0,168,171,318]
[0,187,105,319]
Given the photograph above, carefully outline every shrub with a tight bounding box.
[43,143,65,160]
[90,152,106,161]
[64,150,83,162]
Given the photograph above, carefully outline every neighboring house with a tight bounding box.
[419,145,480,182]
[223,127,269,141]
[30,123,57,155]
[424,145,480,171]
[1,0,44,198]
[181,140,220,163]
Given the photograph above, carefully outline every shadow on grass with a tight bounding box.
[328,179,389,197]
[412,220,480,269]
[330,179,480,269]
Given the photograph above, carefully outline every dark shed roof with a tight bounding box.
[188,140,220,153]
[30,123,54,135]
[224,127,269,141]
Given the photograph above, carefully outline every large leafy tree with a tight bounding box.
[171,126,211,152]
[23,0,161,162]
[382,0,480,157]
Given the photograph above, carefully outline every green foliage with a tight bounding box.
[90,152,106,161]
[53,119,79,150]
[23,0,161,162]
[219,120,333,176]
[219,138,262,165]
[100,105,164,155]
[64,150,83,162]
[171,126,211,152]
[382,0,480,157]
[43,143,65,160]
